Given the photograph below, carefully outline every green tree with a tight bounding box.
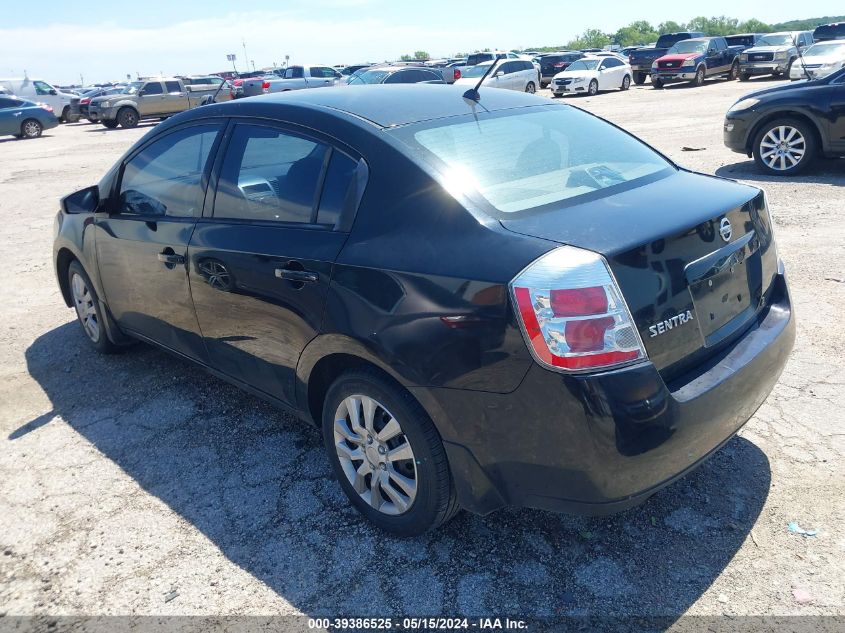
[685,15,740,36]
[567,28,611,49]
[739,19,772,33]
[657,21,684,34]
[614,21,658,46]
[413,50,430,60]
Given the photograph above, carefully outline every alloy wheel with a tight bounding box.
[525,82,536,94]
[759,125,806,171]
[22,120,41,138]
[333,395,418,515]
[71,273,100,342]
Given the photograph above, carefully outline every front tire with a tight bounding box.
[752,118,817,175]
[525,81,536,94]
[652,77,664,89]
[20,119,43,139]
[739,73,750,81]
[587,79,598,96]
[692,66,706,87]
[68,261,119,354]
[117,107,139,128]
[322,369,459,536]
[60,106,70,123]
[102,119,119,129]
[633,72,646,85]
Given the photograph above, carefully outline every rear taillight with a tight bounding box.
[510,246,646,372]
[80,98,90,105]
[262,81,270,92]
[454,69,461,80]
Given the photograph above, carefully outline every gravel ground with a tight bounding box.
[0,78,843,623]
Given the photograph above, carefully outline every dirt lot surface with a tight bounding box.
[1,78,843,623]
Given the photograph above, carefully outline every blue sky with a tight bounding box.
[1,0,840,84]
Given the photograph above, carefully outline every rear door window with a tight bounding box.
[213,124,328,224]
[165,81,182,93]
[316,152,358,227]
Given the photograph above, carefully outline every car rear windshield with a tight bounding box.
[656,34,690,48]
[347,70,390,85]
[390,106,674,215]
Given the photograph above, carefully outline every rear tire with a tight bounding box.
[322,368,459,536]
[633,72,647,85]
[621,74,631,91]
[525,81,536,94]
[20,119,43,139]
[67,261,119,354]
[729,61,739,80]
[752,118,817,176]
[117,107,139,128]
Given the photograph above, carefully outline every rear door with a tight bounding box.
[164,80,189,114]
[95,122,224,360]
[188,120,362,403]
[828,78,845,152]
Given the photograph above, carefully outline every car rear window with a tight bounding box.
[391,107,673,215]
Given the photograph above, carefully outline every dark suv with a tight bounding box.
[536,52,584,88]
[54,86,794,535]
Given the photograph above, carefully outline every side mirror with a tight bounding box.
[62,185,100,215]
[494,71,504,77]
[708,49,716,55]
[50,89,58,95]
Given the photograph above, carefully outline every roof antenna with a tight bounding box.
[463,58,501,102]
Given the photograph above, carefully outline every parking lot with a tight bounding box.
[1,78,843,621]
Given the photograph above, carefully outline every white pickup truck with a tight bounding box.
[242,65,342,97]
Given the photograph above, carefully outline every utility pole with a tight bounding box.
[242,38,249,69]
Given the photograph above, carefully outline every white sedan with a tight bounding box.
[454,60,540,93]
[550,56,632,97]
[789,41,845,80]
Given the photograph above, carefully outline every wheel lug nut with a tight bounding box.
[378,445,386,455]
[366,436,373,444]
[379,463,386,470]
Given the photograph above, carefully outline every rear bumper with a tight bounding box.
[418,270,794,516]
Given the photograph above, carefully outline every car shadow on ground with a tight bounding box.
[82,122,158,133]
[715,159,845,185]
[18,322,771,620]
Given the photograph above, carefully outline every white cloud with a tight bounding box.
[0,11,490,84]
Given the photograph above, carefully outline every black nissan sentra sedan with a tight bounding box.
[54,85,795,535]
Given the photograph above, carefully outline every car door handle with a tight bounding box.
[275,269,319,283]
[158,252,186,265]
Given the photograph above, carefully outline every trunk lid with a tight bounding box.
[499,171,779,379]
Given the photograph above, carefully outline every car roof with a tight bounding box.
[200,84,549,128]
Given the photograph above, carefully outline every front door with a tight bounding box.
[95,122,224,360]
[189,121,361,404]
[828,82,845,153]
[138,81,167,116]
